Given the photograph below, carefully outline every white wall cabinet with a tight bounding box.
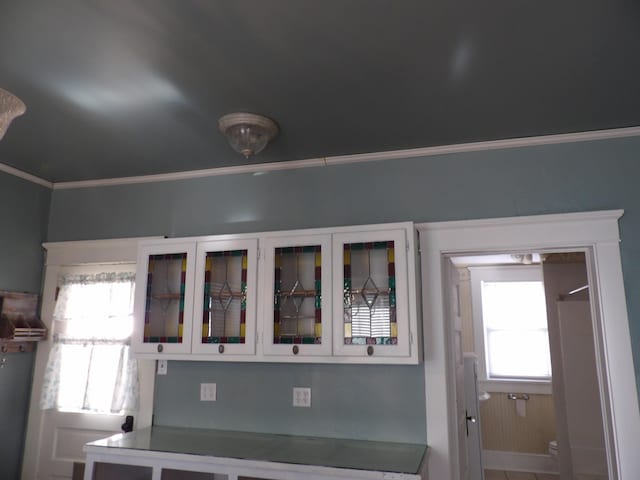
[260,233,333,358]
[333,228,415,360]
[191,238,258,356]
[132,223,420,364]
[133,241,197,355]
[133,237,259,359]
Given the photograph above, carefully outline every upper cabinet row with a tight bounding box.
[132,223,420,364]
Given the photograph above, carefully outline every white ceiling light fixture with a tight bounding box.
[218,112,278,158]
[0,87,26,141]
[511,253,534,264]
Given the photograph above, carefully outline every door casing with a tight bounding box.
[22,237,158,480]
[417,210,640,480]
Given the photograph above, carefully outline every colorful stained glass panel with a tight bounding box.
[343,241,398,345]
[201,249,247,345]
[273,245,322,344]
[143,253,187,343]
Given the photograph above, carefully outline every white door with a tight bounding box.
[463,354,484,480]
[22,240,156,480]
[446,260,469,480]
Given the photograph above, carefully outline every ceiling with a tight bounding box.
[1,1,639,183]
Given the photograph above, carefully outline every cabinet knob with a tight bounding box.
[218,344,225,354]
[292,345,299,355]
[157,344,163,353]
[367,345,374,356]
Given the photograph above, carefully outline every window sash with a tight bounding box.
[41,267,139,414]
[470,266,552,384]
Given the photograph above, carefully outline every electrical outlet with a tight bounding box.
[293,387,311,407]
[200,383,217,401]
[157,359,167,375]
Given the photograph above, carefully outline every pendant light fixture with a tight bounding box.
[218,112,278,158]
[0,88,26,141]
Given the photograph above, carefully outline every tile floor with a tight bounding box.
[484,470,559,480]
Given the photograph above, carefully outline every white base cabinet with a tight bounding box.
[83,427,428,480]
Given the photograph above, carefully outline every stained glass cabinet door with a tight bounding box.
[191,239,258,356]
[133,241,196,355]
[332,228,415,359]
[262,234,332,357]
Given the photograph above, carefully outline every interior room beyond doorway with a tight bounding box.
[450,250,608,480]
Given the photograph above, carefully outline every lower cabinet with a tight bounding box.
[91,463,222,480]
[83,427,428,480]
[91,464,255,480]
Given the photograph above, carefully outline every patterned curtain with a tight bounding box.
[41,272,139,414]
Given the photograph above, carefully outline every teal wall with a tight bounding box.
[154,362,426,443]
[0,172,50,480]
[46,137,640,443]
[0,173,50,292]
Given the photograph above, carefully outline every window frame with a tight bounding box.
[469,265,552,394]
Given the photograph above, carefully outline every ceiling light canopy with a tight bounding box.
[0,88,26,141]
[218,112,278,158]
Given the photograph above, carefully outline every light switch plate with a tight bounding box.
[157,359,167,375]
[200,383,217,401]
[293,387,311,407]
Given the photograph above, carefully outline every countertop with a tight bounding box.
[85,426,428,474]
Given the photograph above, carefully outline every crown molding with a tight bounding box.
[1,126,639,190]
[0,162,53,188]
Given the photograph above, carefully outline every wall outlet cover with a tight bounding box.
[293,387,311,407]
[200,383,217,401]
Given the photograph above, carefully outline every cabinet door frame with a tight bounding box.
[261,234,333,357]
[133,241,197,355]
[332,228,413,359]
[191,238,258,356]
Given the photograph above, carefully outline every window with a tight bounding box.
[40,265,138,414]
[470,266,551,388]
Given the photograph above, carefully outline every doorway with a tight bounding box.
[21,238,156,480]
[417,210,640,480]
[447,251,608,479]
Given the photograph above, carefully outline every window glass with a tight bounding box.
[41,267,138,414]
[481,280,551,380]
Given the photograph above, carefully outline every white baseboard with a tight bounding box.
[483,450,559,474]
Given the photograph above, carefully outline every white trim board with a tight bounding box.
[416,210,639,480]
[1,126,639,190]
[0,161,53,188]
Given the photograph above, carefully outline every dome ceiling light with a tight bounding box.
[0,88,26,141]
[218,112,279,158]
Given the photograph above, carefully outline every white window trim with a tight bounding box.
[469,265,552,395]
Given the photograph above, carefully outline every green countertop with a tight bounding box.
[86,426,427,474]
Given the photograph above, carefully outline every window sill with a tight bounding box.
[479,379,552,395]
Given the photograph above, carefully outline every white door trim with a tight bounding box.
[417,210,639,480]
[21,237,159,480]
